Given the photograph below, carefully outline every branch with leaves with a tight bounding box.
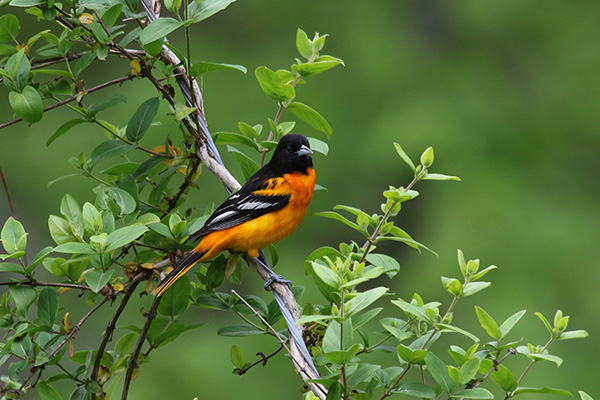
[0,2,593,400]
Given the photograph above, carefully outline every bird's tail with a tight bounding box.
[152,250,206,296]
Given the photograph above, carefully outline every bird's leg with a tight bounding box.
[251,256,292,291]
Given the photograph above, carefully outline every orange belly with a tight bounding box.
[194,168,316,260]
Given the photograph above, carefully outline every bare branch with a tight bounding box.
[0,74,136,130]
[121,294,162,400]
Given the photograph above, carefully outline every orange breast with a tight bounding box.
[195,168,316,259]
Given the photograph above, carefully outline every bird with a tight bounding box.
[153,133,316,296]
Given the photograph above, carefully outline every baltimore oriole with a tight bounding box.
[153,133,316,296]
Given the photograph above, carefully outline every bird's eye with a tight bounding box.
[286,147,293,153]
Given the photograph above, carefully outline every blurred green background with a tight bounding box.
[1,0,599,398]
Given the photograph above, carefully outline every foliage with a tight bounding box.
[0,1,592,400]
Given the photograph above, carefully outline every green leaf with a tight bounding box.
[397,344,427,364]
[460,357,480,384]
[100,4,123,29]
[89,22,109,44]
[307,137,328,155]
[345,363,380,391]
[3,49,29,92]
[119,26,141,47]
[217,324,265,336]
[48,215,77,245]
[326,382,343,400]
[157,275,190,316]
[380,318,412,342]
[190,0,237,22]
[292,55,344,78]
[126,97,159,142]
[517,347,563,366]
[308,260,340,290]
[324,343,362,364]
[164,0,182,12]
[71,51,97,78]
[148,222,175,240]
[133,155,165,178]
[393,142,416,172]
[479,359,517,392]
[37,381,64,400]
[448,365,462,385]
[558,330,589,340]
[513,387,573,397]
[452,388,494,399]
[424,352,455,393]
[0,14,20,42]
[87,94,127,118]
[391,299,433,324]
[475,306,502,340]
[79,0,111,9]
[9,284,37,317]
[60,195,83,239]
[38,288,59,326]
[105,225,148,252]
[286,102,332,138]
[114,332,137,355]
[579,391,594,400]
[322,320,348,353]
[314,211,368,237]
[346,287,388,317]
[296,28,312,58]
[46,119,87,147]
[9,86,43,123]
[435,323,479,342]
[0,263,25,273]
[190,61,246,76]
[462,281,491,297]
[393,382,436,398]
[91,141,135,165]
[85,269,114,293]
[422,173,461,181]
[139,17,183,44]
[227,146,259,181]
[499,309,526,338]
[97,187,137,216]
[535,312,554,334]
[471,265,497,280]
[1,217,27,253]
[255,66,295,102]
[366,254,401,278]
[9,0,43,6]
[214,132,259,150]
[27,246,54,272]
[52,242,96,254]
[230,345,246,369]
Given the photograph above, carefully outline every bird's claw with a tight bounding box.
[264,274,292,291]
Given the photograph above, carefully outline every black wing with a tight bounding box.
[190,173,290,239]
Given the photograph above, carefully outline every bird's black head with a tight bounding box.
[268,133,313,174]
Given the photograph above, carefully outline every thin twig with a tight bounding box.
[121,294,162,400]
[378,364,411,400]
[0,281,89,290]
[231,289,325,398]
[231,290,291,348]
[0,75,136,130]
[90,275,146,400]
[470,348,516,390]
[0,162,16,219]
[18,297,110,392]
[235,344,286,375]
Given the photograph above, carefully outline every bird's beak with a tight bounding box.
[296,145,313,156]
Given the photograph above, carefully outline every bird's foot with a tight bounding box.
[264,274,293,291]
